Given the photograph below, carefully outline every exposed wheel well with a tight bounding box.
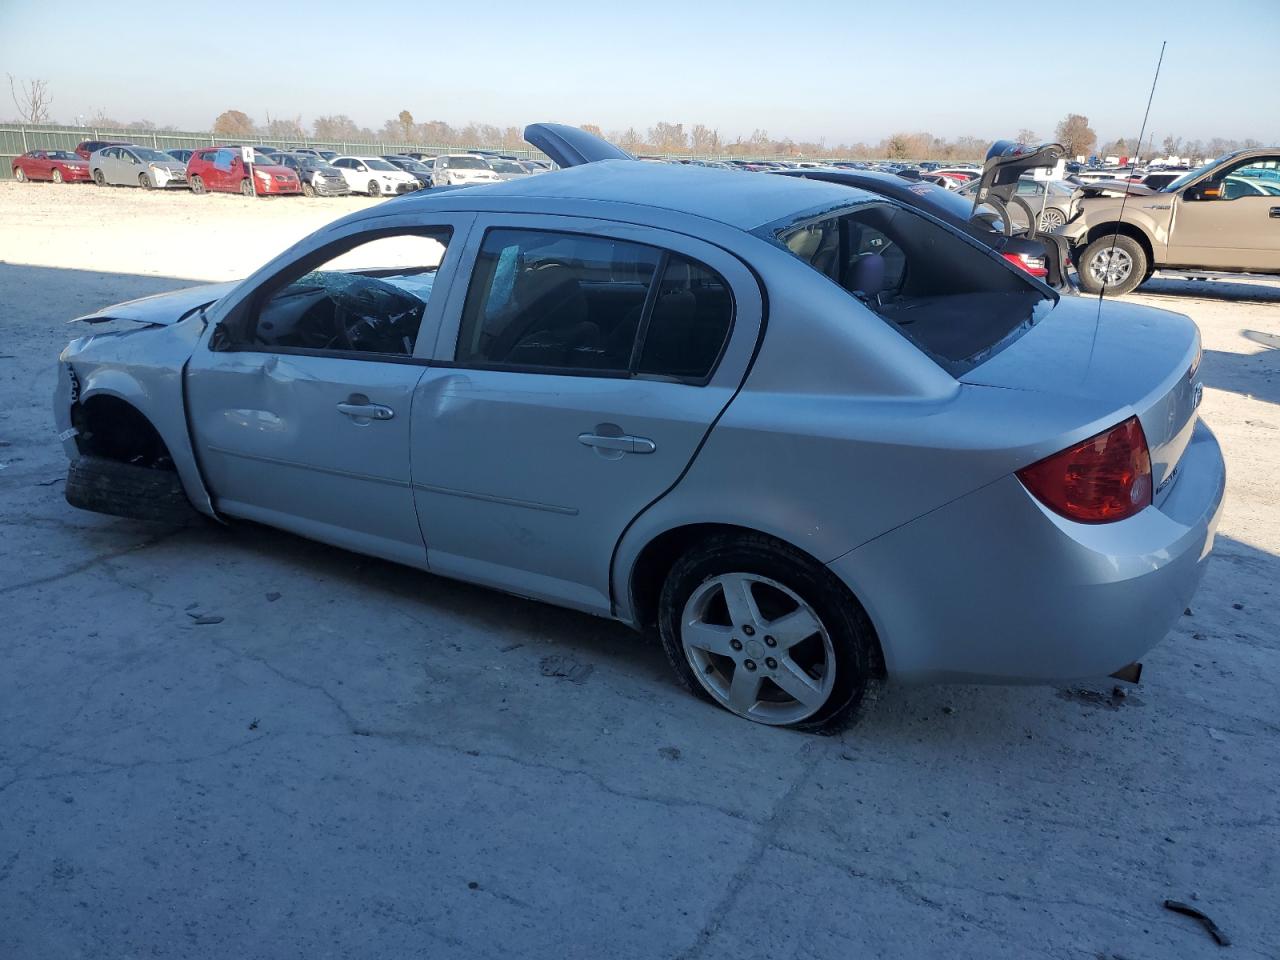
[72,395,174,470]
[627,522,885,676]
[1083,222,1154,264]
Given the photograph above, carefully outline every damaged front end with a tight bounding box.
[57,285,230,522]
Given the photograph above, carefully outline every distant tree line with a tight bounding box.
[1,78,1268,161]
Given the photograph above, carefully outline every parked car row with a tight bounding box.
[9,140,553,198]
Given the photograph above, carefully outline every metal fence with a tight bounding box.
[0,123,548,178]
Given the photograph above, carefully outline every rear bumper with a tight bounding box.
[829,420,1226,683]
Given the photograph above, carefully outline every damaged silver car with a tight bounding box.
[54,124,1225,730]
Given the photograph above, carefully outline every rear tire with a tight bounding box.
[65,456,199,526]
[240,177,254,197]
[657,532,878,732]
[14,167,28,182]
[1077,234,1148,296]
[190,174,205,194]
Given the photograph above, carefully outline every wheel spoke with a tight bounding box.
[720,575,762,630]
[765,607,821,650]
[727,665,762,713]
[773,658,826,708]
[682,619,737,658]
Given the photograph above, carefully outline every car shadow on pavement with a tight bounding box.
[1200,331,1280,405]
[1138,277,1280,304]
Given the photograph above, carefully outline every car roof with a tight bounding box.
[395,159,870,230]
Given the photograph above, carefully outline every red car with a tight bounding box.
[12,150,93,183]
[186,146,302,197]
[74,140,129,160]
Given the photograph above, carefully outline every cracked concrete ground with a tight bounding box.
[1,183,1278,959]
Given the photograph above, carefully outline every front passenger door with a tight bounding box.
[411,216,762,614]
[186,218,472,567]
[1167,155,1280,271]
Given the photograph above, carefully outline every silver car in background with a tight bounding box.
[484,157,531,181]
[960,176,1079,231]
[53,124,1224,731]
[91,145,189,189]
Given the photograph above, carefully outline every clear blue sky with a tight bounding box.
[2,0,1277,144]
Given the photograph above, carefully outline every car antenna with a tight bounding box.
[1095,40,1166,316]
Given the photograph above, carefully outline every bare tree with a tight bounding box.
[213,109,256,137]
[690,124,720,154]
[312,114,361,141]
[579,123,603,137]
[263,112,305,140]
[648,122,688,153]
[8,74,52,124]
[1054,113,1097,158]
[1016,128,1038,145]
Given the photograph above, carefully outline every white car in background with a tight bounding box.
[431,154,502,187]
[329,156,420,196]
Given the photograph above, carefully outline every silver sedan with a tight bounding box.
[90,144,189,189]
[54,127,1224,730]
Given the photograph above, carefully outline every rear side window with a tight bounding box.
[775,202,1052,374]
[637,257,733,380]
[455,228,733,381]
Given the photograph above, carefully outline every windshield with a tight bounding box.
[1161,157,1224,193]
[363,159,397,171]
[134,148,173,163]
[448,155,489,170]
[487,159,524,174]
[395,159,429,173]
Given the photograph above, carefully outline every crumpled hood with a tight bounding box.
[72,280,240,326]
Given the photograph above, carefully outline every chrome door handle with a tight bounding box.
[578,432,657,454]
[337,401,394,421]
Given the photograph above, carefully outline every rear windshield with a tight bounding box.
[770,201,1053,375]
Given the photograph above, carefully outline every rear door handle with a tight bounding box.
[1270,206,1280,219]
[337,401,394,421]
[578,432,657,454]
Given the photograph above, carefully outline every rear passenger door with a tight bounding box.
[410,215,762,615]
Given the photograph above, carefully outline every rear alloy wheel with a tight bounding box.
[139,172,153,190]
[190,174,205,194]
[93,169,105,186]
[240,177,255,197]
[52,168,64,183]
[1077,234,1148,297]
[367,180,381,197]
[1037,208,1066,231]
[658,533,877,731]
[14,167,27,182]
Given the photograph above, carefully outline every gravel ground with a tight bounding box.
[1,181,1277,959]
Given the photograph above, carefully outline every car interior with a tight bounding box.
[240,233,451,356]
[781,203,1052,372]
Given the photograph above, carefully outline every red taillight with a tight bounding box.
[1017,416,1153,523]
[1002,252,1048,278]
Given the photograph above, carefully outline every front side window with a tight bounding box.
[455,229,733,380]
[775,202,1052,374]
[232,231,452,358]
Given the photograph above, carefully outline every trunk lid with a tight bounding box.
[522,122,635,168]
[71,281,238,326]
[962,296,1202,501]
